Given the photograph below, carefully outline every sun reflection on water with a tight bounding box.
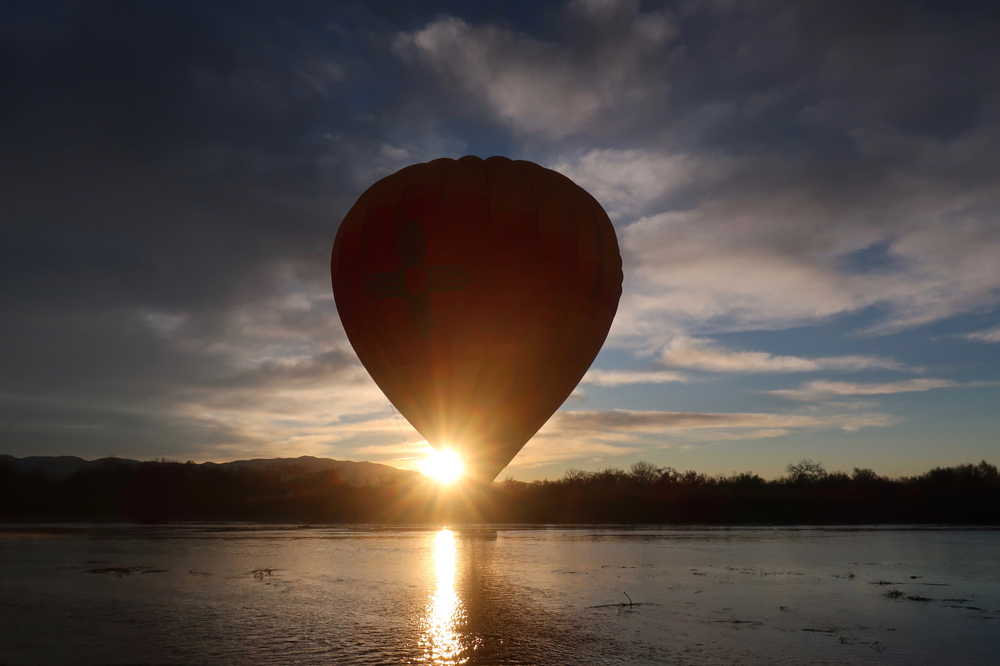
[419,528,466,664]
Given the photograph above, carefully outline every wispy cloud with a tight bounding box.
[581,368,689,386]
[394,4,674,139]
[768,378,961,401]
[964,325,1000,343]
[565,123,1000,348]
[350,440,435,471]
[506,439,641,470]
[507,407,898,469]
[658,337,905,373]
[544,409,895,434]
[549,148,736,219]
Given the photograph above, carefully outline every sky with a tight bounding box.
[2,0,999,481]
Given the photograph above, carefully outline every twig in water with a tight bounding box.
[588,595,655,610]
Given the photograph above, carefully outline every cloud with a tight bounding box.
[212,351,365,389]
[394,4,675,139]
[349,439,435,471]
[543,409,894,434]
[549,149,736,218]
[0,257,396,462]
[768,378,963,401]
[860,209,1000,335]
[581,369,689,386]
[695,429,791,441]
[349,132,468,186]
[964,324,1000,343]
[535,2,1000,344]
[505,439,640,470]
[586,127,1000,346]
[4,0,1000,473]
[507,406,898,468]
[390,2,1000,345]
[658,337,906,373]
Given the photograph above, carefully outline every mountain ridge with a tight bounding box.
[0,454,417,486]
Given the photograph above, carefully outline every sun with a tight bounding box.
[421,449,464,484]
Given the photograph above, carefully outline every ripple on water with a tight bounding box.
[0,525,998,665]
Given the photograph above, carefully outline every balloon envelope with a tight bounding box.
[331,156,622,485]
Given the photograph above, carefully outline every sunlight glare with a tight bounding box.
[418,528,465,664]
[422,449,464,484]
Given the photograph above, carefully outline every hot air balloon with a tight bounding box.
[331,155,622,486]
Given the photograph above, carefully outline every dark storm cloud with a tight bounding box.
[397,1,1000,168]
[0,0,403,458]
[657,1,998,144]
[212,350,362,390]
[0,391,258,458]
[3,1,347,306]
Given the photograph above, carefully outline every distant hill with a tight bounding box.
[203,456,417,486]
[0,454,141,478]
[0,454,416,486]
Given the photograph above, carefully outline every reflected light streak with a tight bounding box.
[419,529,466,664]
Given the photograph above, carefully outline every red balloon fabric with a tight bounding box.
[331,156,623,485]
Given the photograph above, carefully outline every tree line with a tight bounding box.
[1,456,998,524]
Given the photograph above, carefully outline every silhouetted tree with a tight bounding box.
[726,471,766,487]
[786,459,826,483]
[852,467,882,483]
[3,456,1000,524]
[630,461,661,486]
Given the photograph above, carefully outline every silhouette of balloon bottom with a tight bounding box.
[332,155,622,485]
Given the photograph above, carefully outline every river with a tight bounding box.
[1,524,997,664]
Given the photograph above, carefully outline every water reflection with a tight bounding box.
[419,529,466,664]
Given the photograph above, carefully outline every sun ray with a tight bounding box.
[421,449,464,484]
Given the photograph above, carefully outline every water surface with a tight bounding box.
[1,524,998,664]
